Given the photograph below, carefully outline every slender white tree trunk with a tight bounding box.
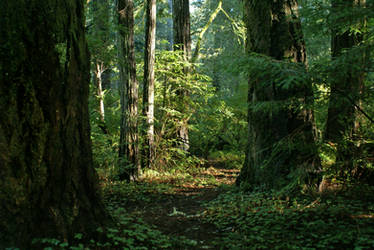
[95,62,105,123]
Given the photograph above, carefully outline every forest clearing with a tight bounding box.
[1,0,374,249]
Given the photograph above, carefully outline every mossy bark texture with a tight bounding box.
[0,0,107,247]
[118,0,140,181]
[142,0,157,169]
[173,0,191,151]
[237,0,320,190]
[325,0,366,173]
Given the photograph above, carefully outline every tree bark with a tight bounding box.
[118,0,140,181]
[324,0,367,178]
[0,0,108,247]
[142,0,157,169]
[95,62,106,124]
[237,0,320,190]
[173,0,191,60]
[173,0,191,152]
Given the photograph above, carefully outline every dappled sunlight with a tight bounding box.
[100,164,240,249]
[136,163,240,191]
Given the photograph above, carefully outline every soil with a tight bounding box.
[125,166,240,249]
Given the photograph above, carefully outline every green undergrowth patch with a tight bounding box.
[32,185,198,250]
[203,187,374,249]
[207,150,244,169]
[141,168,205,185]
[134,163,236,189]
[32,209,197,249]
[97,154,240,192]
[141,168,220,188]
[103,180,175,205]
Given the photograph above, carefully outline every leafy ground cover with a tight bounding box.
[204,188,374,249]
[100,160,240,249]
[33,160,374,249]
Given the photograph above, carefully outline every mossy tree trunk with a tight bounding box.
[237,0,320,190]
[118,0,140,181]
[173,0,191,59]
[0,0,108,247]
[142,0,157,169]
[173,0,191,152]
[324,0,366,176]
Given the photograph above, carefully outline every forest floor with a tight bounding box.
[103,161,240,249]
[125,165,239,249]
[99,160,374,249]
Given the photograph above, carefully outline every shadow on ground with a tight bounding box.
[107,165,240,249]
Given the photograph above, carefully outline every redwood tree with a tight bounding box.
[118,0,140,181]
[142,0,157,169]
[172,0,191,151]
[0,0,107,247]
[237,0,320,190]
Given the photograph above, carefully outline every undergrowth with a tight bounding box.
[204,187,374,249]
[32,162,374,249]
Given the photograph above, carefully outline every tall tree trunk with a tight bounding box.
[94,63,110,135]
[173,0,191,59]
[118,0,140,181]
[95,63,106,124]
[237,0,320,190]
[90,0,112,133]
[142,0,157,169]
[0,0,108,247]
[324,0,366,176]
[173,0,191,152]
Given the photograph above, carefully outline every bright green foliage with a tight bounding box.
[87,0,248,177]
[152,49,213,168]
[187,0,248,165]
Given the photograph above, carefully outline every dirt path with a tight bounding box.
[125,167,240,249]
